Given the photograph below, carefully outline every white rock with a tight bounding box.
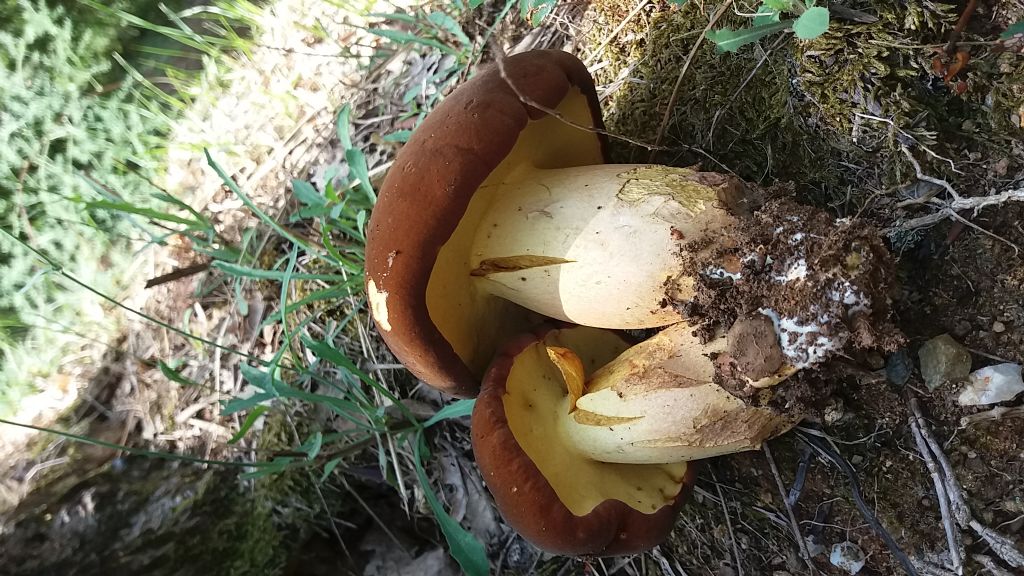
[958,363,1024,406]
[830,542,866,574]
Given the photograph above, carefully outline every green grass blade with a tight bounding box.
[413,433,489,576]
[212,261,352,283]
[228,405,270,444]
[0,418,272,468]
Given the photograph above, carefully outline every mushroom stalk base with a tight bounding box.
[470,164,738,329]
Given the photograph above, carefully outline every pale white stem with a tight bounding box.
[470,164,736,329]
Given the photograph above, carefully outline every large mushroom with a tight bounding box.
[471,324,699,555]
[364,50,741,397]
[471,322,798,555]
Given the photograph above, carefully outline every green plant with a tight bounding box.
[706,0,831,52]
[0,0,172,409]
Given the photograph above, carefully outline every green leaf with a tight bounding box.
[300,431,324,460]
[706,21,792,52]
[427,12,471,48]
[762,0,791,10]
[345,147,376,203]
[753,4,781,26]
[367,28,457,54]
[158,361,200,387]
[240,457,295,480]
[1002,20,1024,39]
[382,130,412,143]
[423,399,475,428]
[668,0,687,5]
[222,392,276,416]
[793,6,829,40]
[211,261,352,282]
[336,104,353,150]
[519,0,556,26]
[292,179,326,207]
[413,433,489,576]
[319,457,343,483]
[228,405,269,444]
[86,199,205,229]
[239,363,277,395]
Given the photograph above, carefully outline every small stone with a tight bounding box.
[851,454,864,465]
[952,320,972,338]
[993,321,1006,333]
[830,542,866,574]
[968,450,977,459]
[824,399,846,425]
[958,363,1024,406]
[805,537,826,557]
[886,349,912,386]
[918,334,972,391]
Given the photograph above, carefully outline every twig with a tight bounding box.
[651,546,690,576]
[796,428,920,576]
[969,521,1024,568]
[763,443,818,574]
[899,145,961,201]
[144,261,212,288]
[960,405,1024,427]
[910,412,964,574]
[712,469,744,576]
[650,0,735,161]
[490,43,666,152]
[973,554,1016,576]
[910,399,1024,569]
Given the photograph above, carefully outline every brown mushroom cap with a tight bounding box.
[365,50,608,398]
[472,325,697,556]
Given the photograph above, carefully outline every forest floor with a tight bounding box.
[2,1,1024,575]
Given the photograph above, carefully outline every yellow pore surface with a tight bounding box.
[503,327,689,516]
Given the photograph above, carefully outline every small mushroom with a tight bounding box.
[471,324,697,555]
[472,323,799,554]
[366,50,741,396]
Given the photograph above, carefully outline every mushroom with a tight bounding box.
[471,322,801,554]
[365,49,742,396]
[471,324,698,555]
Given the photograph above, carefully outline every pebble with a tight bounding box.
[830,542,866,574]
[805,537,826,557]
[886,349,912,386]
[952,320,972,338]
[993,321,1006,333]
[918,334,972,391]
[851,455,864,465]
[958,363,1024,405]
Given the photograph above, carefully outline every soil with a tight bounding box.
[672,197,905,367]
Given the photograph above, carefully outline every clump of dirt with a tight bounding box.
[668,199,905,384]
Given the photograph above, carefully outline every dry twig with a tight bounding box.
[762,442,818,575]
[910,399,1024,570]
[910,411,964,574]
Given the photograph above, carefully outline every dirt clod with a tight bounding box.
[726,314,785,380]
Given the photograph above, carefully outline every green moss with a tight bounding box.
[587,0,1024,211]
